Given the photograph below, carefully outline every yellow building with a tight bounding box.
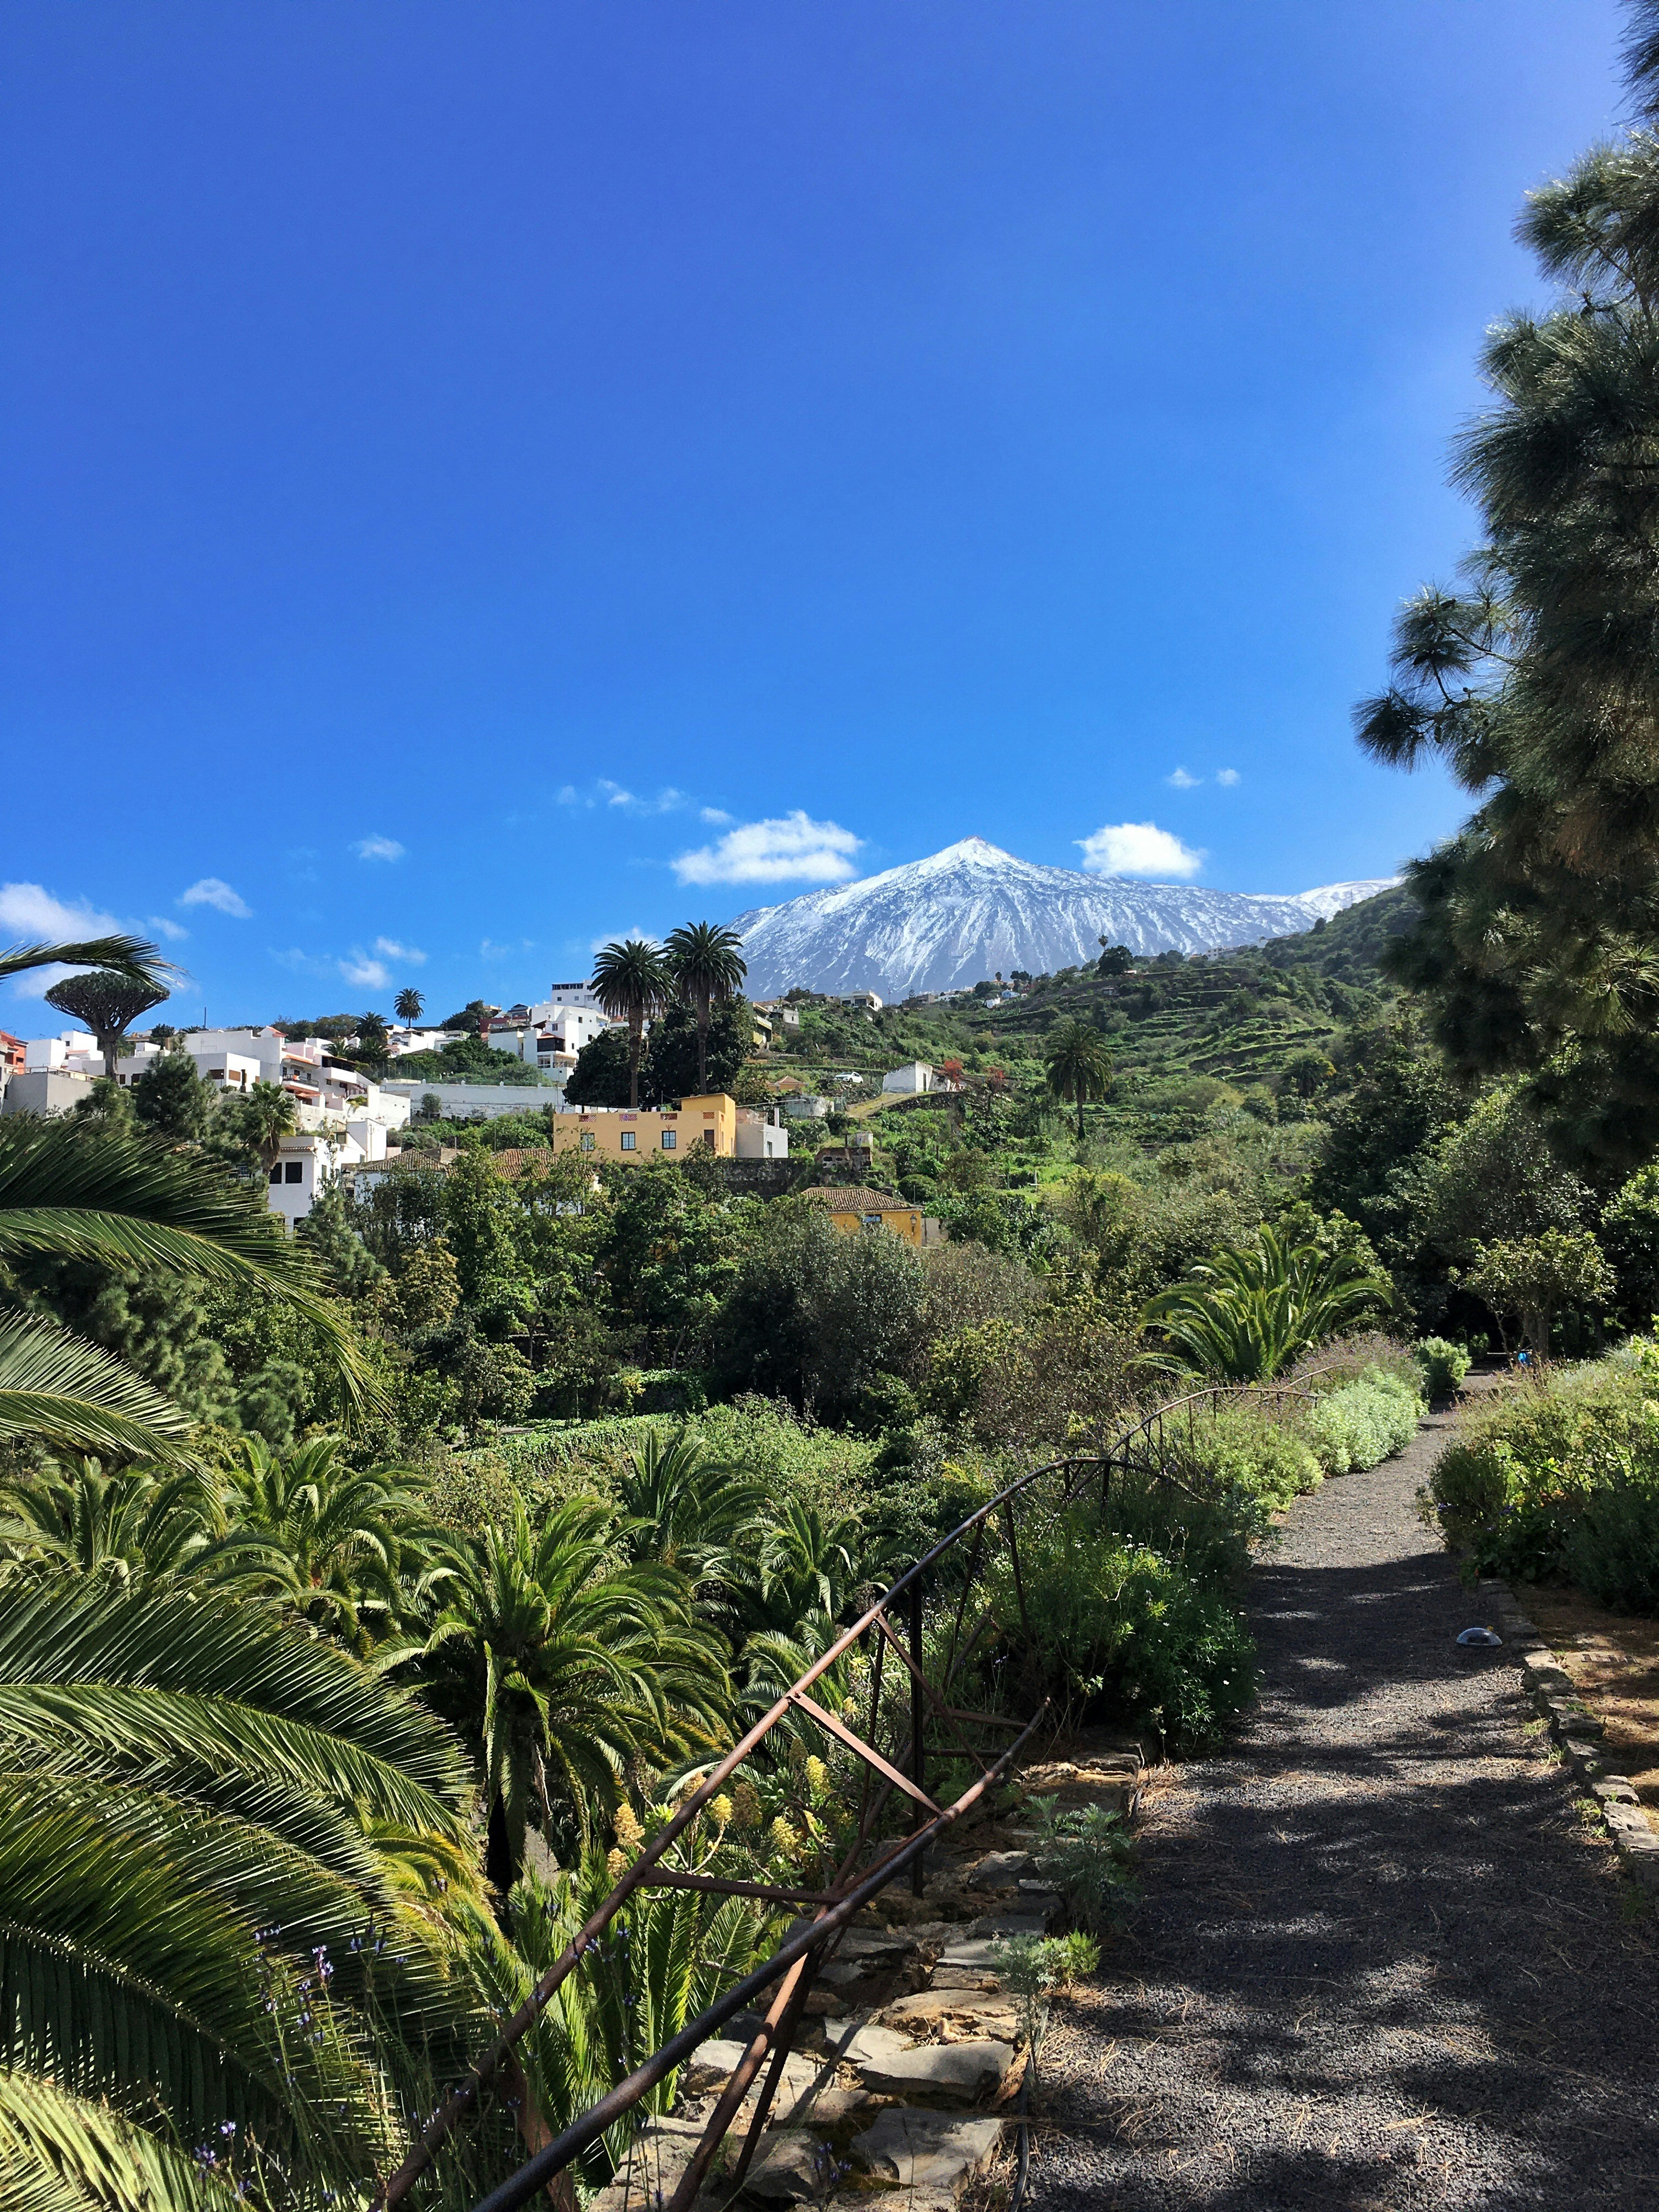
[548,1093,740,1161]
[803,1182,925,1247]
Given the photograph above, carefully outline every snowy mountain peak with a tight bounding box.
[729,841,1397,1000]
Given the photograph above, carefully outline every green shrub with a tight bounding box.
[1028,1798,1137,1934]
[1414,1336,1471,1401]
[1421,1358,1659,1584]
[1187,1402,1322,1514]
[988,1505,1255,1754]
[1567,1475,1659,1613]
[1298,1368,1420,1474]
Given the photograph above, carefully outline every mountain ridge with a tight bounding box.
[729,838,1397,998]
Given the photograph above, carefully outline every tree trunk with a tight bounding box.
[629,1017,642,1110]
[99,1030,120,1080]
[1076,1091,1086,1142]
[696,991,710,1093]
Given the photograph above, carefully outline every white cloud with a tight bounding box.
[1075,822,1204,879]
[1216,768,1242,787]
[338,953,391,990]
[599,781,688,816]
[373,936,426,964]
[352,833,405,862]
[1165,767,1202,789]
[589,928,655,955]
[555,785,580,805]
[180,877,252,918]
[673,811,863,887]
[148,915,190,943]
[699,806,734,825]
[0,883,127,996]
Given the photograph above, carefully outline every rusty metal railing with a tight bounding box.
[382,1383,1259,2212]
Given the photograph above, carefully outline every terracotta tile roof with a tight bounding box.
[489,1147,558,1178]
[801,1184,917,1212]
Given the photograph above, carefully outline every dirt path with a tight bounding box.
[1037,1409,1659,2209]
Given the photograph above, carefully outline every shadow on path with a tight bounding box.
[1038,1420,1659,2210]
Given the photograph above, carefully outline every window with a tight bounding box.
[620,1131,636,1151]
[661,1129,676,1149]
[580,1133,595,1152]
[701,1130,715,1149]
[284,1161,303,1184]
[862,1214,882,1231]
[268,1164,283,1185]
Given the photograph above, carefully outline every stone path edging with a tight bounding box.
[1482,1574,1659,1889]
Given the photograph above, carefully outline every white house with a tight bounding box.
[881,1063,935,1095]
[840,990,883,1011]
[488,1000,613,1075]
[265,1121,392,1226]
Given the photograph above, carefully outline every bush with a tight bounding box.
[1414,1336,1471,1401]
[1298,1368,1420,1475]
[1566,1475,1659,1613]
[988,1504,1255,1754]
[1185,1401,1322,1514]
[1421,1357,1659,1584]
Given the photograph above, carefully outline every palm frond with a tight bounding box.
[0,938,171,993]
[0,1120,380,1420]
[0,2069,239,2212]
[0,1312,191,1457]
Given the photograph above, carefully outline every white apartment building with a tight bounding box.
[489,1000,614,1074]
[3,1026,409,1221]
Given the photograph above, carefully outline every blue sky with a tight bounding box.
[0,0,1629,1025]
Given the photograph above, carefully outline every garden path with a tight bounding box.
[1035,1404,1659,2209]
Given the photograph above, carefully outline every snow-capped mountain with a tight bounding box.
[729,838,1396,1000]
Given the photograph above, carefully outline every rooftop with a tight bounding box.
[800,1183,917,1212]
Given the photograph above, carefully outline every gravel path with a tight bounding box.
[1038,1409,1659,2209]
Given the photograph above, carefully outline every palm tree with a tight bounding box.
[411,1497,729,1876]
[211,1434,438,1648]
[0,1570,482,2203]
[43,969,172,1077]
[394,986,425,1025]
[1044,1018,1114,1141]
[663,923,747,1095]
[1142,1224,1386,1381]
[616,1425,764,1621]
[591,938,672,1110]
[0,1114,377,1457]
[0,1455,222,1583]
[232,1075,299,1175]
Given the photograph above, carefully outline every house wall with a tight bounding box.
[821,1202,924,1246]
[547,1093,738,1161]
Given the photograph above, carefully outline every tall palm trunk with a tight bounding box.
[628,1014,644,1109]
[695,988,711,1092]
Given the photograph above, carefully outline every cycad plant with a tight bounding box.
[1142,1224,1385,1381]
[663,923,747,1095]
[591,939,672,1111]
[410,1497,730,1877]
[0,1454,222,1584]
[479,1853,772,2192]
[0,1570,483,2205]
